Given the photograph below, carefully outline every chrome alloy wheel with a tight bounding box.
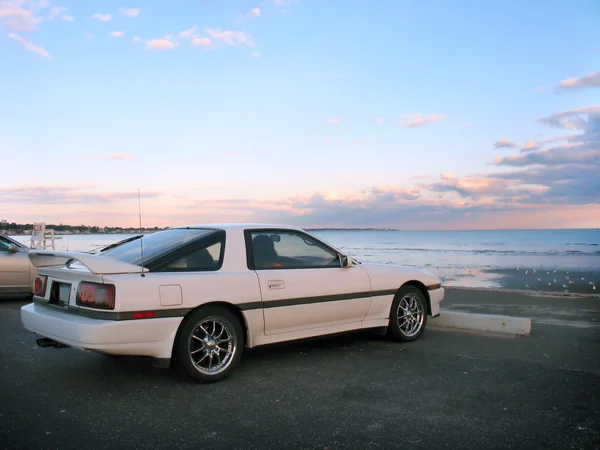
[397,293,425,337]
[187,317,236,376]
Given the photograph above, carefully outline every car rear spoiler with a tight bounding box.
[28,250,149,275]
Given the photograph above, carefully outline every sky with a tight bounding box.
[1,0,599,230]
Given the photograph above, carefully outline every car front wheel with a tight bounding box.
[174,305,244,383]
[387,285,428,342]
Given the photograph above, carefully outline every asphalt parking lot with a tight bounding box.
[1,290,599,450]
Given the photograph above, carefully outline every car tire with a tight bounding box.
[387,285,428,342]
[174,305,244,383]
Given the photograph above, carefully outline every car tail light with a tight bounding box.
[33,276,47,296]
[76,282,115,310]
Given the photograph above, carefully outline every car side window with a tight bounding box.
[163,241,222,271]
[0,238,11,251]
[250,231,339,270]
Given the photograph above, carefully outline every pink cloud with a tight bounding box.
[0,2,43,30]
[398,113,445,127]
[494,138,516,148]
[192,36,212,48]
[8,33,50,58]
[494,144,598,167]
[328,118,341,124]
[205,28,254,46]
[92,13,111,22]
[558,72,600,90]
[146,38,177,50]
[120,8,140,18]
[520,135,577,153]
[538,105,600,129]
[109,30,125,37]
[48,6,66,20]
[177,26,197,39]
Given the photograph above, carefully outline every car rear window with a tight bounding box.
[99,228,216,266]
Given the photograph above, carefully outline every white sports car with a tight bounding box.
[21,223,444,383]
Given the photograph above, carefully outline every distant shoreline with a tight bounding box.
[4,227,598,236]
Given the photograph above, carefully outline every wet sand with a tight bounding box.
[479,267,599,295]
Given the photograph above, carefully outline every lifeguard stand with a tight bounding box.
[30,223,61,250]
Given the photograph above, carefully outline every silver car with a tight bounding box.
[0,235,37,295]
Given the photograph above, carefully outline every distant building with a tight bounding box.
[1,219,6,228]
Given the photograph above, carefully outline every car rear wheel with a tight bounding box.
[174,305,244,383]
[387,285,428,342]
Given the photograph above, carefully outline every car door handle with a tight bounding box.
[268,280,285,290]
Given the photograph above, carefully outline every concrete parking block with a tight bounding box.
[428,310,532,335]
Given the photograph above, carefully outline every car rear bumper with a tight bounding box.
[21,302,182,359]
[429,287,444,317]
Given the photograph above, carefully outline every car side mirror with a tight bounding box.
[340,255,353,268]
[7,244,19,252]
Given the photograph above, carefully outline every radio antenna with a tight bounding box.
[138,188,145,275]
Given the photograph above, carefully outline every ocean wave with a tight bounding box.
[338,246,600,257]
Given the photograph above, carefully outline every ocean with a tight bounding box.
[10,228,599,293]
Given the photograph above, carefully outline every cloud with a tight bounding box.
[0,0,44,30]
[191,36,211,48]
[109,30,125,37]
[558,72,600,90]
[92,13,111,22]
[520,135,577,153]
[398,113,445,127]
[249,7,260,17]
[120,8,140,17]
[274,0,298,6]
[205,28,254,46]
[375,118,383,124]
[251,50,261,57]
[132,35,141,42]
[80,153,135,160]
[48,6,66,20]
[61,15,73,22]
[428,173,519,198]
[538,105,600,130]
[494,138,517,149]
[146,38,177,50]
[475,105,599,205]
[0,186,161,205]
[8,32,50,58]
[328,118,341,124]
[177,26,197,39]
[494,143,598,167]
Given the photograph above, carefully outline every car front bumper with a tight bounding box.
[21,302,182,359]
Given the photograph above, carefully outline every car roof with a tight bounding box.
[170,223,302,231]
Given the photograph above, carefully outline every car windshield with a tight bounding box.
[99,228,216,266]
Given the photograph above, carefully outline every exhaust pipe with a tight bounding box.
[36,337,70,349]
